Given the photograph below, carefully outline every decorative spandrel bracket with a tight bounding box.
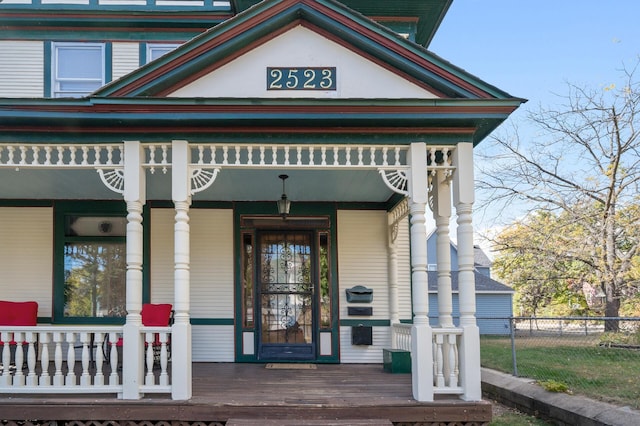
[97,168,125,194]
[378,169,409,196]
[388,197,409,244]
[191,167,220,195]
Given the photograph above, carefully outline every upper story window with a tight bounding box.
[52,42,105,98]
[146,43,181,63]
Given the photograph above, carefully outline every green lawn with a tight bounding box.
[481,336,640,409]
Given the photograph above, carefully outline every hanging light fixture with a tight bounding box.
[277,174,291,219]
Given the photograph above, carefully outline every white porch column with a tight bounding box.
[122,141,145,400]
[407,142,434,402]
[388,216,400,329]
[452,142,482,401]
[171,140,192,400]
[432,170,453,328]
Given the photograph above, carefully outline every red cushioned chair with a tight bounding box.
[113,303,173,366]
[0,300,38,367]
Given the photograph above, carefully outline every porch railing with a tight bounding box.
[0,325,171,396]
[391,323,463,395]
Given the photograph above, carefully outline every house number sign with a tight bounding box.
[267,67,337,90]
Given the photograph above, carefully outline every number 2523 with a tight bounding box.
[267,67,336,90]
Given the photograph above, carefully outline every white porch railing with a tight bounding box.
[0,326,171,396]
[391,323,463,395]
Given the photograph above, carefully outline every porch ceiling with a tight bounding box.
[0,168,394,203]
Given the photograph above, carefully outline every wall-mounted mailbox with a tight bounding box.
[346,285,373,303]
[351,324,373,345]
[348,306,373,316]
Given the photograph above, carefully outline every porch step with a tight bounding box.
[226,419,393,426]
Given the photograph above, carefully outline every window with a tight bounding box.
[428,264,438,271]
[146,43,180,63]
[54,201,130,323]
[63,215,127,319]
[52,42,105,98]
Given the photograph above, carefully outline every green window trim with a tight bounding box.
[53,200,150,325]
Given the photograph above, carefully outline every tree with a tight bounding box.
[479,62,640,330]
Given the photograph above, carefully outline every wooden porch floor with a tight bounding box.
[0,363,492,425]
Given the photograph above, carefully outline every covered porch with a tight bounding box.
[0,140,481,403]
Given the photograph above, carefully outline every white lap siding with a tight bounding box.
[149,208,234,361]
[112,42,140,81]
[337,210,390,363]
[0,41,44,97]
[0,207,53,318]
[396,216,412,321]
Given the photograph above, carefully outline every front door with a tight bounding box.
[257,231,315,360]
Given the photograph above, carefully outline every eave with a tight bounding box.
[0,98,522,144]
[0,10,232,40]
[232,0,453,47]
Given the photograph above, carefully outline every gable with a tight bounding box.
[97,0,516,100]
[168,25,438,99]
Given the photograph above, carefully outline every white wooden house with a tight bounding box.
[0,0,524,405]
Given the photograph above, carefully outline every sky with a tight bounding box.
[427,0,640,246]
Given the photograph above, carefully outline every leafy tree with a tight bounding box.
[492,211,589,317]
[479,62,640,330]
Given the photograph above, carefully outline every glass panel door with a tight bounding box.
[258,231,315,360]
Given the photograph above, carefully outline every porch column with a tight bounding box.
[407,142,434,402]
[122,140,146,400]
[432,170,453,328]
[171,140,192,400]
[452,142,482,401]
[388,214,399,329]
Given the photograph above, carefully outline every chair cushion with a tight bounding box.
[0,300,38,345]
[141,303,173,326]
[0,301,38,326]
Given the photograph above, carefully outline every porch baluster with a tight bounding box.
[94,333,105,386]
[159,332,169,386]
[145,332,155,386]
[26,332,37,386]
[1,332,13,386]
[13,332,25,386]
[247,146,254,165]
[434,333,445,388]
[235,145,241,165]
[80,332,91,387]
[448,333,459,387]
[65,332,76,386]
[109,332,119,385]
[39,333,51,386]
[53,332,64,386]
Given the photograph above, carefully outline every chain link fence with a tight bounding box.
[478,316,640,409]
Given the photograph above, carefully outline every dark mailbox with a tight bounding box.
[345,285,373,303]
[348,306,373,316]
[351,324,373,345]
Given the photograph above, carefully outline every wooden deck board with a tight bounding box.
[0,363,492,424]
